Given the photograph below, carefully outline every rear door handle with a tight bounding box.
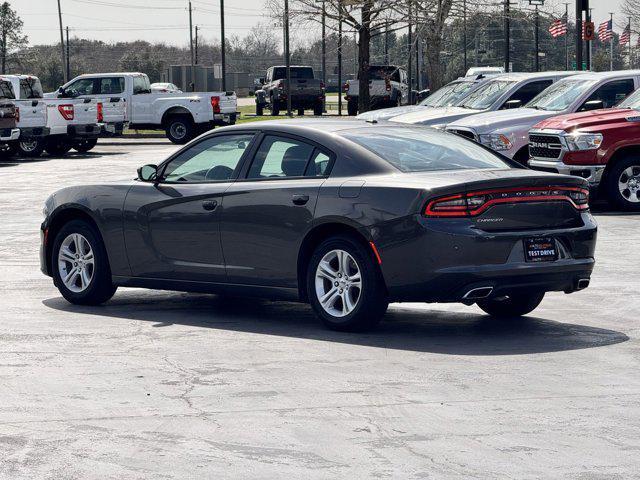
[202,199,218,211]
[291,194,309,206]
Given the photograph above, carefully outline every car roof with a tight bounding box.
[486,71,577,82]
[562,70,640,81]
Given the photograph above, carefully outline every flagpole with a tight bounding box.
[629,17,632,69]
[564,3,569,70]
[610,12,614,71]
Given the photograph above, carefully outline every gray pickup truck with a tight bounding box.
[255,66,325,116]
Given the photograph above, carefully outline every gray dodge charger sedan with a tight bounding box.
[40,120,597,331]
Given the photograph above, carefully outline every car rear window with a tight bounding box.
[341,128,510,173]
[19,78,43,99]
[273,67,314,80]
[0,81,14,99]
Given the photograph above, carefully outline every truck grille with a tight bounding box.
[448,129,476,141]
[529,134,562,159]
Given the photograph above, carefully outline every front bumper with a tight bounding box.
[67,124,101,138]
[18,126,50,139]
[528,158,605,187]
[0,128,20,141]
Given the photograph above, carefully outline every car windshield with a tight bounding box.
[419,81,475,107]
[526,79,597,111]
[617,88,640,109]
[341,128,510,173]
[457,80,515,110]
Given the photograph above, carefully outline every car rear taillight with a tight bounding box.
[385,78,391,91]
[320,81,325,91]
[58,104,74,121]
[343,82,349,93]
[424,186,590,217]
[210,95,221,114]
[15,106,19,122]
[97,102,103,122]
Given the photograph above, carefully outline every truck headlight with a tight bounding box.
[479,133,513,151]
[564,133,603,151]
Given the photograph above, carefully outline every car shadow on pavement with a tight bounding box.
[42,292,628,356]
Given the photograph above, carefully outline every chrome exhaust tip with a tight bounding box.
[577,278,590,290]
[462,286,494,300]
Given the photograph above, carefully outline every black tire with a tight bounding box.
[17,138,45,157]
[256,103,264,116]
[395,93,402,107]
[605,155,640,211]
[271,99,280,116]
[307,235,388,332]
[51,219,117,305]
[3,142,18,157]
[45,138,72,156]
[347,100,358,116]
[297,108,305,116]
[313,102,323,116]
[477,291,545,318]
[165,115,194,144]
[72,138,98,153]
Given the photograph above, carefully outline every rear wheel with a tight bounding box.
[255,103,264,116]
[51,219,117,305]
[307,235,388,331]
[45,138,72,156]
[347,100,358,116]
[165,115,194,144]
[477,292,545,317]
[271,98,280,116]
[606,156,640,211]
[72,138,98,153]
[313,101,323,116]
[297,107,305,116]
[17,138,45,157]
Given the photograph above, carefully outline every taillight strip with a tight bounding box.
[425,186,589,218]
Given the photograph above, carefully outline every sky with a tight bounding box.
[15,0,628,48]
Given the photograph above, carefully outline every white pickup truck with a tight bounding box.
[47,72,237,144]
[344,65,409,116]
[445,70,640,164]
[7,75,102,157]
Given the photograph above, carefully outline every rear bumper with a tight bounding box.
[67,124,101,138]
[98,121,127,137]
[18,127,50,139]
[210,113,236,126]
[0,128,20,141]
[528,158,605,187]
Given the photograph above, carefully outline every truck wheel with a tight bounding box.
[271,99,280,116]
[17,138,45,158]
[347,100,358,116]
[72,138,98,153]
[297,108,305,116]
[395,94,402,107]
[165,115,194,144]
[606,155,640,211]
[45,138,72,156]
[256,103,264,116]
[313,102,323,116]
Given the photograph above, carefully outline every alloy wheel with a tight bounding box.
[170,122,187,140]
[618,165,640,203]
[19,140,38,152]
[315,249,362,317]
[58,233,95,293]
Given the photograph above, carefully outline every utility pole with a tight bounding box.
[284,0,292,116]
[195,26,198,65]
[384,22,389,65]
[586,6,592,70]
[463,0,467,73]
[415,24,420,90]
[564,3,569,71]
[338,6,342,115]
[66,26,70,80]
[321,1,326,90]
[534,5,539,71]
[610,12,614,71]
[220,0,227,91]
[407,0,412,103]
[57,0,67,83]
[504,0,510,72]
[188,1,195,91]
[575,0,583,71]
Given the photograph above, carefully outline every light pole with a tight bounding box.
[528,0,544,72]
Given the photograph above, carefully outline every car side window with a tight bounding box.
[66,78,95,97]
[161,134,254,183]
[501,80,553,108]
[133,76,151,95]
[247,136,315,179]
[580,79,635,109]
[305,150,332,177]
[99,77,125,95]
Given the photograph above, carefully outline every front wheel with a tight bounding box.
[165,115,194,144]
[313,101,323,116]
[307,235,388,331]
[51,219,117,305]
[347,100,358,116]
[271,99,280,116]
[605,156,640,211]
[72,138,98,153]
[255,103,264,116]
[45,138,72,156]
[17,138,45,157]
[477,291,545,317]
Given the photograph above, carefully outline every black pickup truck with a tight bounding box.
[255,66,325,116]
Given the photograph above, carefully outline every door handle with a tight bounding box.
[202,199,218,211]
[291,194,309,206]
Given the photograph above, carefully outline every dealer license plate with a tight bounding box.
[524,237,557,263]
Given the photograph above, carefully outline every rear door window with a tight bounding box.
[580,79,636,109]
[98,77,125,95]
[247,136,315,179]
[501,80,553,108]
[133,76,151,94]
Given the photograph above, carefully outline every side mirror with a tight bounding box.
[137,164,158,182]
[259,77,265,84]
[57,86,66,97]
[582,99,604,111]
[503,99,522,109]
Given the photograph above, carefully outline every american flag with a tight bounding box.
[549,14,568,38]
[598,19,613,42]
[620,24,631,45]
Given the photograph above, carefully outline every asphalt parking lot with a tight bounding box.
[1,139,639,479]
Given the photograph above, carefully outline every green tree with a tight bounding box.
[0,2,27,74]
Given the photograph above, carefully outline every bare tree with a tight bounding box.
[0,2,28,74]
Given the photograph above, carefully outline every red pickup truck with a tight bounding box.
[528,88,640,210]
